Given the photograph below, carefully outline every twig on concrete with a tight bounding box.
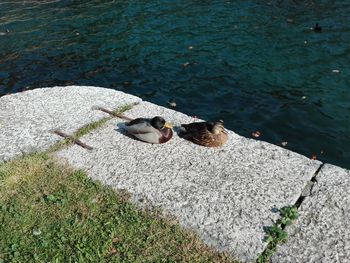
[54,130,93,150]
[97,107,133,121]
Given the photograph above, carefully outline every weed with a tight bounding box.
[257,206,298,263]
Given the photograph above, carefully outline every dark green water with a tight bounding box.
[1,1,349,168]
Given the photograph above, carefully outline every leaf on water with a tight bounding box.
[252,131,261,138]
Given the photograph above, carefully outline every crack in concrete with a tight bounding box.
[257,163,325,262]
[294,163,325,209]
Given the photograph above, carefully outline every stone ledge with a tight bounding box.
[0,86,141,162]
[272,164,350,263]
[55,100,321,262]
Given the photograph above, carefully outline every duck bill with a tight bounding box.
[164,122,173,129]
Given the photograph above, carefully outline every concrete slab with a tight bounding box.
[56,101,321,262]
[272,164,350,263]
[0,86,141,162]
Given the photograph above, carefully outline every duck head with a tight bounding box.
[210,120,226,135]
[151,116,173,130]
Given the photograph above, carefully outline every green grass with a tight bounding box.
[257,206,298,263]
[0,153,235,263]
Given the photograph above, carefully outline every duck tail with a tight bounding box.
[178,124,188,135]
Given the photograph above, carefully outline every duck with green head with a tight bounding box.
[123,116,173,144]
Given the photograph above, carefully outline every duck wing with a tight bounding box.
[181,122,213,135]
[180,122,210,142]
[126,118,148,127]
[125,118,156,134]
[124,118,162,144]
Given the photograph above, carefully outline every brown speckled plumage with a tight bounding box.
[180,121,228,147]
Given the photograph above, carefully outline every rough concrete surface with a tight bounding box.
[56,101,321,262]
[272,164,350,263]
[0,86,141,162]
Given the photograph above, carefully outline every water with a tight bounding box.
[1,0,349,169]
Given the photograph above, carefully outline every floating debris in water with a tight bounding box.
[311,154,317,160]
[287,18,294,23]
[313,23,322,32]
[188,46,193,50]
[123,81,132,87]
[281,141,288,147]
[183,62,191,67]
[304,40,308,44]
[168,101,177,108]
[332,69,340,73]
[301,96,307,100]
[252,131,261,138]
[0,28,10,36]
[75,32,80,35]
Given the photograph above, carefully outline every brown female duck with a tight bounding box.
[179,120,228,147]
[124,116,173,144]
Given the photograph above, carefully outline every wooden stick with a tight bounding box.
[97,107,133,121]
[54,130,93,150]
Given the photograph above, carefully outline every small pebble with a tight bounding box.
[287,18,294,23]
[32,229,42,236]
[183,62,190,67]
[188,46,193,50]
[304,40,308,44]
[75,32,80,35]
[302,96,307,100]
[311,154,317,160]
[332,69,340,73]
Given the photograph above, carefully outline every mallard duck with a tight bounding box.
[123,116,173,144]
[179,120,228,147]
